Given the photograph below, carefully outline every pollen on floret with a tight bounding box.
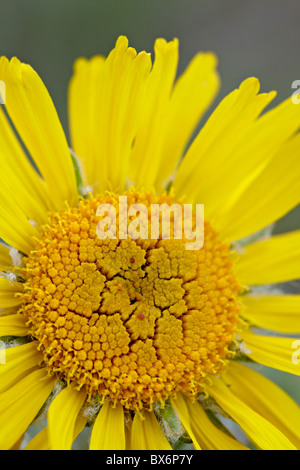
[20,191,241,412]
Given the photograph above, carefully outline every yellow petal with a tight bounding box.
[0,107,52,223]
[184,398,249,450]
[0,313,28,336]
[10,434,25,450]
[68,55,105,187]
[0,341,42,393]
[0,161,48,227]
[48,384,87,450]
[129,38,179,189]
[171,393,201,450]
[0,306,20,317]
[25,414,87,450]
[224,362,300,448]
[0,181,39,255]
[0,368,56,449]
[218,133,300,242]
[0,243,12,268]
[0,57,78,210]
[72,415,88,445]
[69,36,152,192]
[241,329,300,376]
[0,277,23,307]
[236,230,300,285]
[207,377,296,450]
[243,295,300,333]
[24,427,49,451]
[155,52,220,190]
[89,400,125,450]
[173,77,275,207]
[131,411,172,450]
[214,94,300,223]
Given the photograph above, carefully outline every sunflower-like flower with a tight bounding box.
[0,36,299,451]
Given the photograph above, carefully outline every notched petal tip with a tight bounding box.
[154,37,179,54]
[239,76,261,94]
[115,35,129,50]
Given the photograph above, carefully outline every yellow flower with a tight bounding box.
[0,36,300,450]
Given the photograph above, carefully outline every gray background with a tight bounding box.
[0,0,299,416]
[1,0,299,232]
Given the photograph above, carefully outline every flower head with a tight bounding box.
[0,36,299,450]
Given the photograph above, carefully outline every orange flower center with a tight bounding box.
[21,191,241,411]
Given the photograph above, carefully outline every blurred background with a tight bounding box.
[0,0,299,421]
[1,0,299,232]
